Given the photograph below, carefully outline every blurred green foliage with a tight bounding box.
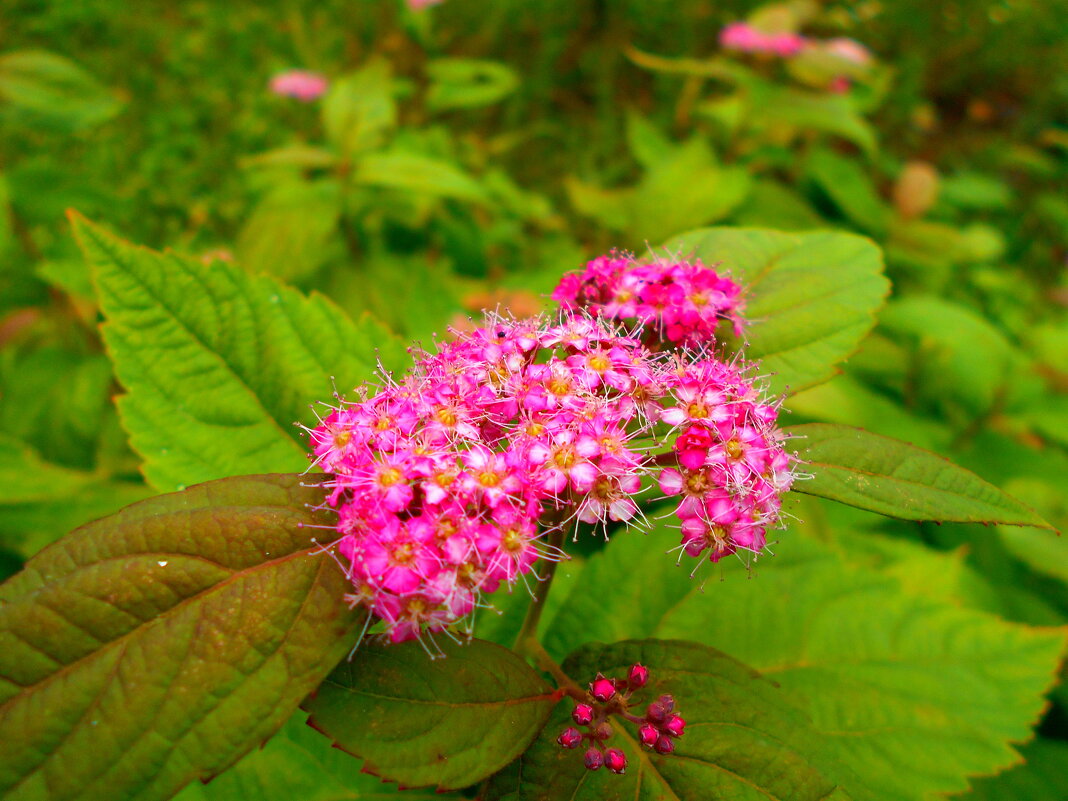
[1,0,1067,796]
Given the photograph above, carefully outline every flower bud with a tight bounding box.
[592,721,614,741]
[654,734,675,755]
[605,748,627,774]
[584,747,604,771]
[646,700,667,722]
[638,723,659,748]
[657,694,675,713]
[557,727,583,749]
[628,663,649,689]
[664,714,686,737]
[590,674,617,703]
[572,703,594,726]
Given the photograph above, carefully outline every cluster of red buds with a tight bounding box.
[556,663,685,774]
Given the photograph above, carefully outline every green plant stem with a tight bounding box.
[513,523,564,651]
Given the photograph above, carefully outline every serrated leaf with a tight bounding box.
[787,423,1055,530]
[544,526,1066,801]
[71,213,407,491]
[664,227,889,394]
[303,638,557,791]
[0,473,362,801]
[175,711,450,801]
[485,640,852,801]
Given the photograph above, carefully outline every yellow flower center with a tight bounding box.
[479,471,502,488]
[502,527,526,552]
[685,472,709,494]
[687,402,709,419]
[548,377,572,396]
[378,467,403,487]
[553,445,577,469]
[587,353,611,373]
[726,439,744,461]
[435,407,458,426]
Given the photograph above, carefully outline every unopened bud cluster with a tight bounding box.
[557,663,685,773]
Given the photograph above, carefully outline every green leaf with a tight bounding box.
[731,178,827,231]
[747,83,877,154]
[965,738,1068,800]
[544,528,1066,801]
[0,432,151,556]
[0,473,363,801]
[806,148,891,235]
[326,250,461,344]
[303,638,557,791]
[664,227,889,395]
[0,432,99,504]
[354,150,489,203]
[0,50,121,133]
[425,58,519,112]
[71,213,407,492]
[235,179,342,282]
[485,640,852,801]
[787,423,1055,530]
[175,711,450,801]
[568,138,752,244]
[323,59,396,156]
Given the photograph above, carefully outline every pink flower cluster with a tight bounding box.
[552,254,746,347]
[309,262,794,646]
[719,21,806,57]
[658,357,793,565]
[310,314,664,647]
[270,70,328,102]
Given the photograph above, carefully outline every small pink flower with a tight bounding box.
[826,37,872,66]
[408,0,445,9]
[270,70,328,102]
[605,748,627,774]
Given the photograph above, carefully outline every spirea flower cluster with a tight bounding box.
[552,253,746,347]
[308,255,795,648]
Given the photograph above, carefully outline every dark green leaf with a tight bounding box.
[0,473,362,801]
[544,526,1067,801]
[175,711,450,801]
[486,640,852,801]
[787,423,1055,530]
[303,638,557,791]
[664,227,889,394]
[71,213,407,491]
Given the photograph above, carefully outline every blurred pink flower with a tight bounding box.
[408,0,445,9]
[270,70,328,102]
[720,22,807,57]
[826,37,872,65]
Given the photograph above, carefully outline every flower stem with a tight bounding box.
[513,523,564,653]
